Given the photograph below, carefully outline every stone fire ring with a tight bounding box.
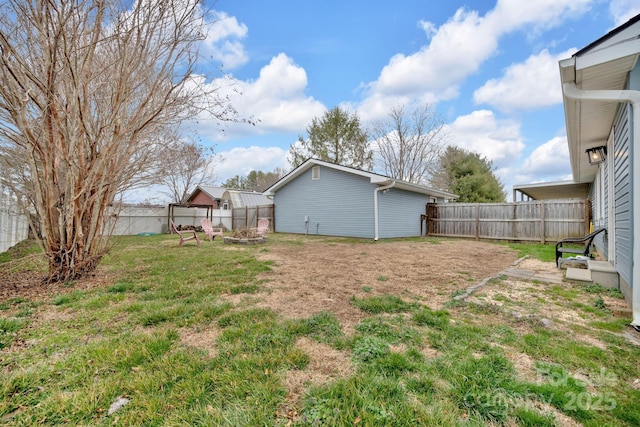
[223,236,267,245]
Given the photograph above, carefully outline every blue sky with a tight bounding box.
[180,0,639,201]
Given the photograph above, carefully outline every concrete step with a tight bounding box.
[566,267,592,282]
[588,260,619,289]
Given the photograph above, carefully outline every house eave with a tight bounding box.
[559,33,640,183]
[513,180,590,201]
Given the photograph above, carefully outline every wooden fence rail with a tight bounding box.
[426,199,589,243]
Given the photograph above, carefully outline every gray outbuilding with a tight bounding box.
[263,159,457,239]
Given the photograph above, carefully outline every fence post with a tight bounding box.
[271,204,275,232]
[475,204,480,241]
[540,200,546,244]
[584,199,590,235]
[512,203,517,240]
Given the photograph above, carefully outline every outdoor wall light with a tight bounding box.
[586,145,607,165]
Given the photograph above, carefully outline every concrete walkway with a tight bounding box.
[501,265,565,285]
[455,256,563,301]
[458,256,639,346]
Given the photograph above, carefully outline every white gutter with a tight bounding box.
[373,182,395,241]
[562,82,640,327]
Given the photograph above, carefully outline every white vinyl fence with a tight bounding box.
[1,201,234,251]
[109,206,232,235]
[0,191,29,253]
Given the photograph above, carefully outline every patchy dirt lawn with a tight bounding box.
[253,239,519,333]
[2,237,638,425]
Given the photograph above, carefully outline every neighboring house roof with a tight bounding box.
[222,189,272,208]
[263,158,458,200]
[559,13,640,183]
[513,180,590,201]
[187,186,226,202]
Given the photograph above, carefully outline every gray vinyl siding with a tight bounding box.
[611,101,632,288]
[273,166,376,238]
[378,188,430,238]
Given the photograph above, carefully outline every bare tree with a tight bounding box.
[371,104,449,185]
[154,134,217,204]
[0,0,236,282]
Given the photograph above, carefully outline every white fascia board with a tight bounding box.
[391,180,458,199]
[369,176,391,184]
[559,57,576,83]
[575,39,640,70]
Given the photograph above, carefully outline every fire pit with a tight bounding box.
[223,236,267,245]
[223,227,267,245]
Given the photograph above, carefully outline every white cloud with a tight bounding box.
[609,0,640,26]
[357,0,592,120]
[354,92,441,123]
[231,54,326,132]
[371,8,495,99]
[194,53,326,140]
[487,0,593,34]
[520,135,572,179]
[448,110,525,168]
[201,11,249,69]
[473,49,576,111]
[215,146,289,183]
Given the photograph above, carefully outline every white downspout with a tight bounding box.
[562,82,640,327]
[374,182,395,241]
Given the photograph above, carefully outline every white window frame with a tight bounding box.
[312,166,320,180]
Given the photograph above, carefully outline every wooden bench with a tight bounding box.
[555,228,605,267]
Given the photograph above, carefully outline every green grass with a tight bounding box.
[1,234,639,426]
[507,242,556,262]
[0,239,42,264]
[350,294,420,314]
[0,317,26,349]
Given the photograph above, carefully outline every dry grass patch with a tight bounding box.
[256,240,518,333]
[179,326,221,357]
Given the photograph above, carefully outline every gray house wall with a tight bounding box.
[378,188,431,238]
[591,66,636,299]
[612,101,632,294]
[274,166,376,238]
[273,165,435,239]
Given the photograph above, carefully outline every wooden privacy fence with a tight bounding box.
[425,199,589,243]
[232,204,274,231]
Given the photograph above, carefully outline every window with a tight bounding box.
[312,166,320,180]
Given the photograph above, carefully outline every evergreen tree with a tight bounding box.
[222,168,286,192]
[289,107,372,170]
[430,147,505,202]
